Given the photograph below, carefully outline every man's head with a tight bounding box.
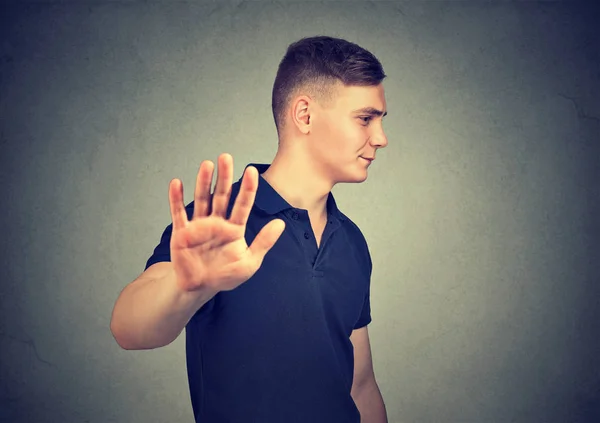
[271,35,389,184]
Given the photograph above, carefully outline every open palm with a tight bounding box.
[168,154,286,294]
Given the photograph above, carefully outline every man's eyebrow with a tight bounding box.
[352,107,387,117]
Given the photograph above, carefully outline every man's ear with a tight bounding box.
[291,96,312,135]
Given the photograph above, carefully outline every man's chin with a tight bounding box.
[337,173,369,184]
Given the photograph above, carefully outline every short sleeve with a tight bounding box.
[353,245,373,329]
[353,287,372,329]
[144,200,195,270]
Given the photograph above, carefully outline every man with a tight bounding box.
[110,35,389,423]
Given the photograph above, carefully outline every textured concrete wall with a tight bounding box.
[1,1,598,422]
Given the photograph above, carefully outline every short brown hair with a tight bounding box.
[271,35,386,137]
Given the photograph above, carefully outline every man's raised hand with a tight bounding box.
[168,153,286,295]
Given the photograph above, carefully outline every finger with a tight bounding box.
[193,160,214,219]
[211,153,233,218]
[248,218,286,264]
[168,178,188,231]
[229,165,258,227]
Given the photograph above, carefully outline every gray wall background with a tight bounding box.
[1,1,598,422]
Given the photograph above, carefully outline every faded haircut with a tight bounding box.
[271,35,386,137]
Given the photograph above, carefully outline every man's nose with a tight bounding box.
[371,129,388,149]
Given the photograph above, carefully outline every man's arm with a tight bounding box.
[350,326,388,423]
[110,262,215,350]
[110,157,286,351]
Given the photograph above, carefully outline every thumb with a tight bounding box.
[247,219,286,263]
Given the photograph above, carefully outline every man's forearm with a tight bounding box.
[352,379,388,423]
[110,266,215,350]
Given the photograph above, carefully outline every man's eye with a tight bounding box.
[360,116,371,124]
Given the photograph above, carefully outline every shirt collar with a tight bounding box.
[241,163,347,222]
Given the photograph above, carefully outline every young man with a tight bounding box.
[110,35,389,423]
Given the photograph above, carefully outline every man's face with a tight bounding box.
[309,82,388,184]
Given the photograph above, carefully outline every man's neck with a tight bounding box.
[260,152,331,220]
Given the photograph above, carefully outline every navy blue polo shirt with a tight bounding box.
[145,163,373,423]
